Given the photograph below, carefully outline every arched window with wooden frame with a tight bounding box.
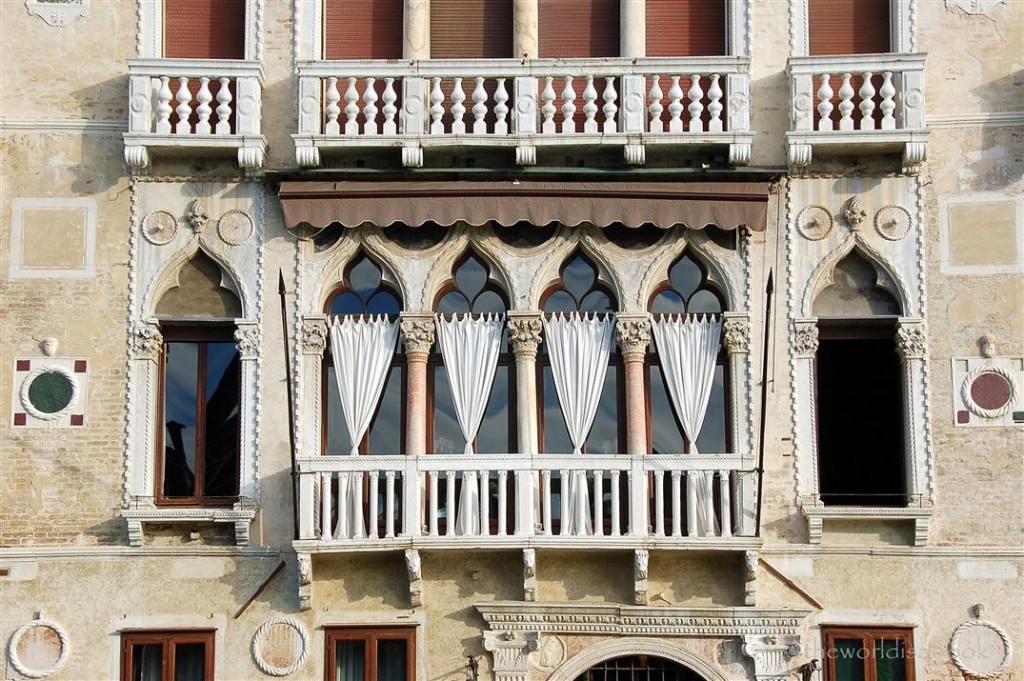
[647,251,730,456]
[322,252,405,456]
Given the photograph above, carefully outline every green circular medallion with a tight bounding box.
[27,371,74,414]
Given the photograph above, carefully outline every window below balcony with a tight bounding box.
[121,630,215,681]
[822,627,915,681]
[325,627,415,681]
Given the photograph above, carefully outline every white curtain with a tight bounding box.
[651,313,723,535]
[543,312,615,535]
[436,313,504,535]
[329,315,400,539]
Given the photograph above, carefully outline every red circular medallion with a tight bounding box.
[970,372,1012,411]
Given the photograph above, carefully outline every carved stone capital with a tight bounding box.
[301,319,328,356]
[484,631,539,681]
[400,317,435,355]
[508,315,543,358]
[723,316,751,355]
[131,324,163,361]
[792,322,819,358]
[742,635,802,681]
[234,325,260,360]
[616,316,651,356]
[896,321,926,361]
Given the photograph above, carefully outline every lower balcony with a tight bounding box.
[294,57,752,168]
[786,53,928,171]
[124,58,267,170]
[294,453,758,553]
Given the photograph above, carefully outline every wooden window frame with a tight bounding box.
[120,629,215,681]
[822,626,915,681]
[324,626,416,681]
[156,323,240,507]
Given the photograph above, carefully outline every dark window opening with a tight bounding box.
[575,654,707,681]
[823,627,915,681]
[325,627,415,681]
[121,630,215,681]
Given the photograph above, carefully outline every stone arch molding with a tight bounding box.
[420,228,516,313]
[530,230,624,311]
[311,237,408,316]
[638,230,744,313]
[800,234,909,318]
[143,241,249,319]
[548,638,728,681]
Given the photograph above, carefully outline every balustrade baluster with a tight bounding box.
[428,471,439,536]
[472,77,488,134]
[430,77,444,134]
[363,77,378,135]
[718,472,732,538]
[838,72,855,131]
[494,78,509,135]
[215,78,232,134]
[369,472,380,539]
[541,76,557,134]
[702,473,715,537]
[155,76,173,134]
[668,76,684,133]
[561,77,577,134]
[583,75,598,132]
[558,470,570,535]
[479,470,490,535]
[321,472,333,540]
[324,77,341,135]
[542,470,553,535]
[385,471,396,538]
[671,470,682,537]
[879,71,896,130]
[610,470,621,536]
[195,77,212,134]
[593,471,604,537]
[451,78,467,134]
[175,77,192,134]
[654,470,665,537]
[685,472,698,536]
[445,471,457,536]
[817,73,834,131]
[687,74,704,133]
[497,471,508,536]
[859,71,876,130]
[648,75,664,133]
[707,74,723,132]
[602,77,618,133]
[338,473,350,540]
[382,78,398,135]
[344,77,360,135]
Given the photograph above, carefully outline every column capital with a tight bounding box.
[234,321,260,360]
[742,634,802,681]
[400,313,435,355]
[131,322,163,362]
[723,313,751,355]
[301,316,328,356]
[792,320,819,358]
[896,318,926,361]
[616,314,651,356]
[508,312,543,358]
[484,631,539,681]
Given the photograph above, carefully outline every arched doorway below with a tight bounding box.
[575,655,707,681]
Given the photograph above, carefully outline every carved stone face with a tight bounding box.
[980,335,997,359]
[40,337,58,357]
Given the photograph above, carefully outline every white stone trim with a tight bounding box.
[549,638,731,681]
[18,365,80,421]
[313,611,427,681]
[25,0,88,28]
[789,0,916,56]
[252,617,309,676]
[7,618,71,679]
[950,617,1013,679]
[939,193,1024,276]
[137,0,262,59]
[9,198,96,279]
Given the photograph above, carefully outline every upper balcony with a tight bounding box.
[294,57,752,169]
[786,53,928,172]
[124,58,267,171]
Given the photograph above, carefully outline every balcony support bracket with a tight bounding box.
[634,548,649,605]
[523,549,537,602]
[298,552,313,611]
[405,548,423,608]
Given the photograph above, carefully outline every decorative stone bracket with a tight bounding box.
[484,631,539,681]
[523,549,537,602]
[634,548,649,605]
[742,634,802,681]
[297,552,312,611]
[405,548,423,608]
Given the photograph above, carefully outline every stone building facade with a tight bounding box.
[1,0,1021,680]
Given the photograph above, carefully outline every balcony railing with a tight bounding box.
[787,53,928,170]
[294,57,752,168]
[295,453,753,549]
[124,58,267,170]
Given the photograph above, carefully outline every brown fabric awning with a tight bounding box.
[278,181,769,232]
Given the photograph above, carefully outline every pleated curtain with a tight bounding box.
[542,312,615,535]
[435,313,504,535]
[329,315,400,539]
[651,314,723,535]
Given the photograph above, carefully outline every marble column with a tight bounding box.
[404,0,430,59]
[508,312,543,535]
[616,314,651,538]
[513,0,539,59]
[620,0,646,58]
[400,313,434,537]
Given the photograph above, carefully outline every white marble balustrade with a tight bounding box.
[786,53,928,169]
[125,58,266,169]
[294,57,752,167]
[296,453,747,545]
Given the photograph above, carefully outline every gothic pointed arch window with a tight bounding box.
[648,251,729,455]
[323,252,404,455]
[540,252,623,455]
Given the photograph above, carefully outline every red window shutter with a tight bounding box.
[809,0,890,56]
[324,0,404,59]
[164,0,246,60]
[429,0,512,59]
[646,0,726,57]
[539,0,620,58]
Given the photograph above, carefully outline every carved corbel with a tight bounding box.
[301,318,328,356]
[634,548,649,605]
[792,321,819,358]
[522,549,537,602]
[742,635,803,681]
[508,315,543,359]
[483,631,539,681]
[896,320,926,362]
[405,549,423,608]
[131,323,163,362]
[297,553,312,611]
[744,550,758,606]
[234,324,260,360]
[399,316,435,355]
[723,316,751,355]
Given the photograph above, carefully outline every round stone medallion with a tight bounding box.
[217,209,254,246]
[950,619,1013,678]
[962,367,1018,419]
[142,210,178,245]
[251,617,308,676]
[7,620,70,679]
[20,366,79,421]
[875,205,912,241]
[797,205,833,241]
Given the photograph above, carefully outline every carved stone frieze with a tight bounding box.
[131,324,163,361]
[616,317,652,355]
[300,319,328,355]
[896,322,926,361]
[234,326,260,360]
[508,316,543,357]
[792,324,819,357]
[400,318,435,354]
[484,631,539,681]
[742,635,802,681]
[25,0,88,27]
[945,0,1007,15]
[723,318,751,355]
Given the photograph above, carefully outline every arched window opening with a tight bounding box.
[575,654,707,681]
